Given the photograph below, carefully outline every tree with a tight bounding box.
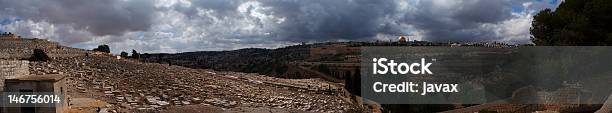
[93,44,111,53]
[131,49,140,59]
[530,0,612,46]
[120,51,129,58]
[29,49,50,61]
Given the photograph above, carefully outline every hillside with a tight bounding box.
[0,37,356,113]
[140,45,310,77]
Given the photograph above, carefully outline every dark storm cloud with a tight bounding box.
[0,0,559,52]
[0,0,155,36]
[171,0,405,41]
[179,0,522,42]
[403,0,513,42]
[259,0,400,41]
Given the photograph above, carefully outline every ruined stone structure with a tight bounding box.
[0,60,30,92]
[533,82,602,112]
[0,60,67,113]
[442,82,601,113]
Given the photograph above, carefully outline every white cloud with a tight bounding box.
[480,12,534,44]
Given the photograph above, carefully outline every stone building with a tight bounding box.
[0,60,67,113]
[2,74,67,113]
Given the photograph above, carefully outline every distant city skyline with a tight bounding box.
[0,0,561,53]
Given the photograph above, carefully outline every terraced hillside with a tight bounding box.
[1,37,356,113]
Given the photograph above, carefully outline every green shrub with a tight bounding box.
[93,44,110,53]
[120,51,129,58]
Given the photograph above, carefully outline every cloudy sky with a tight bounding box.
[0,0,561,53]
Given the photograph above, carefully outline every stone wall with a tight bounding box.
[0,60,29,92]
[596,93,612,113]
[0,38,88,60]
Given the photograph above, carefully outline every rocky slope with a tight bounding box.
[1,38,355,113]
